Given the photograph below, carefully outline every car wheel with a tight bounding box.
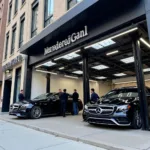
[131,110,142,129]
[30,106,42,119]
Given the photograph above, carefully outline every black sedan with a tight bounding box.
[9,93,83,119]
[83,87,150,129]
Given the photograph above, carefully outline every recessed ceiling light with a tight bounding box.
[85,39,115,50]
[114,73,127,77]
[92,65,109,70]
[42,61,56,67]
[72,70,83,74]
[106,50,119,56]
[120,56,134,64]
[95,76,107,79]
[54,52,80,60]
[143,68,150,72]
[59,67,65,70]
[140,38,150,48]
[64,75,78,79]
[79,61,83,64]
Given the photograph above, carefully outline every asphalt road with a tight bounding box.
[0,120,106,150]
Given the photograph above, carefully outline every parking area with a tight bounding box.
[1,113,150,150]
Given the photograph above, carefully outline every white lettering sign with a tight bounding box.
[44,26,88,55]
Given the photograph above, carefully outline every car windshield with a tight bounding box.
[104,88,138,99]
[33,93,53,100]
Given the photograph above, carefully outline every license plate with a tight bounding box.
[16,113,21,117]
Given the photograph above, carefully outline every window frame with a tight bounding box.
[14,0,18,15]
[67,0,81,10]
[4,32,9,60]
[8,1,12,23]
[19,14,25,48]
[44,0,54,27]
[11,24,17,55]
[31,1,39,38]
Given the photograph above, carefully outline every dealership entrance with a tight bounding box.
[20,0,150,130]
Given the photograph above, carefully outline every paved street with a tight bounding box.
[0,120,106,150]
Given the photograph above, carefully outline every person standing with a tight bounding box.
[18,90,25,102]
[60,89,69,117]
[90,88,99,102]
[72,89,79,115]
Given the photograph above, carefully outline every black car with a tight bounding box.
[9,93,83,119]
[83,87,150,129]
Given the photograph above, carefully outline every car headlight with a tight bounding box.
[84,105,88,110]
[116,105,130,112]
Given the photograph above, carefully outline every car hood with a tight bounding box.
[87,97,137,106]
[12,100,30,105]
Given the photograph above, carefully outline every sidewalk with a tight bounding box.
[0,113,150,150]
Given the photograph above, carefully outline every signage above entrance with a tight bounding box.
[44,26,88,55]
[2,55,23,72]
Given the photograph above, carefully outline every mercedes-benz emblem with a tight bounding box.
[96,107,102,114]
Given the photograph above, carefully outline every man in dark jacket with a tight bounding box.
[18,90,25,102]
[60,89,69,117]
[72,89,79,115]
[91,88,99,102]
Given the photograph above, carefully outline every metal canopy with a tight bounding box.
[35,21,150,81]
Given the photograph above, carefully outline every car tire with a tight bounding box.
[30,106,42,119]
[131,110,142,129]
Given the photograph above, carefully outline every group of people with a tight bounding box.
[59,89,79,117]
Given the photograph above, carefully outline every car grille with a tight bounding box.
[10,104,20,111]
[88,106,114,115]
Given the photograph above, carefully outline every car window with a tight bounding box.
[33,93,50,100]
[105,88,138,99]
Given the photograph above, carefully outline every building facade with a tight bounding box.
[1,0,83,111]
[0,0,9,108]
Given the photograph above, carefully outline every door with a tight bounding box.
[2,80,12,112]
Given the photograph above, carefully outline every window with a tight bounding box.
[31,1,38,38]
[8,2,12,23]
[67,0,82,10]
[22,0,25,5]
[19,14,25,48]
[4,33,9,60]
[11,24,17,54]
[14,67,21,103]
[44,0,53,27]
[14,0,18,15]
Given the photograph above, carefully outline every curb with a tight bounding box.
[0,117,132,150]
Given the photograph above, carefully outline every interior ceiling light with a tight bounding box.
[42,61,56,67]
[120,56,134,64]
[114,73,127,77]
[95,76,107,79]
[85,39,115,50]
[79,61,83,64]
[140,38,150,48]
[143,68,150,72]
[72,70,83,74]
[64,75,78,79]
[54,52,80,61]
[36,69,57,75]
[106,50,119,56]
[92,65,109,70]
[59,67,65,70]
[111,27,138,39]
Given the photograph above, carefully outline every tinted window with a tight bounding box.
[33,93,51,100]
[105,88,138,99]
